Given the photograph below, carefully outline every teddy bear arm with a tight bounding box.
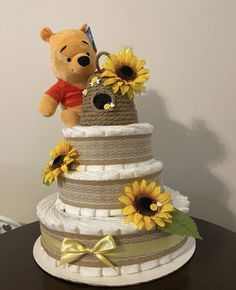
[39,94,59,117]
[61,106,82,127]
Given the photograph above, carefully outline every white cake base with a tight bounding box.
[33,237,196,287]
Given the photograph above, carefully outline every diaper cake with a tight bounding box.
[33,25,200,286]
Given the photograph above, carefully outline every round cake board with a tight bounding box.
[33,237,196,287]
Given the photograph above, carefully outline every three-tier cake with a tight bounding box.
[33,49,199,286]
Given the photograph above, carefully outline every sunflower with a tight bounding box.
[42,141,78,185]
[119,180,174,231]
[101,48,149,99]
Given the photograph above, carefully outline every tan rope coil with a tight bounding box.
[80,77,138,126]
[95,51,110,72]
[80,50,138,126]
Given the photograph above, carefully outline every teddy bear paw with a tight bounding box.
[39,94,58,117]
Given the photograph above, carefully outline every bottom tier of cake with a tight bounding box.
[34,187,195,285]
[33,236,195,286]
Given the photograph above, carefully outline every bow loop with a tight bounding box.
[59,235,117,269]
[93,235,117,253]
[61,238,86,253]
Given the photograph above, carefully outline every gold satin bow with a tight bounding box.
[59,235,117,269]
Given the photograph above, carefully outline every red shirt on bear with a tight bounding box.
[45,79,84,107]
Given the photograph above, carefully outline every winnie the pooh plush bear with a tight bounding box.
[39,24,97,127]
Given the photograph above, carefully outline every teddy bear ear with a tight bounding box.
[80,23,88,33]
[40,27,54,42]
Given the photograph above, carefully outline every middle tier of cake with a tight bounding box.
[57,159,163,217]
[56,123,169,217]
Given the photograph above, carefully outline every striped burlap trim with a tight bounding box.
[65,133,152,142]
[71,155,153,167]
[65,133,152,166]
[40,223,187,267]
[41,239,187,267]
[58,171,163,209]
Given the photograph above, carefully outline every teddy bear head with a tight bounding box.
[40,24,96,85]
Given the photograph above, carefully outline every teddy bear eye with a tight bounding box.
[67,57,71,62]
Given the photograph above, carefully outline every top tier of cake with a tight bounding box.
[63,123,153,168]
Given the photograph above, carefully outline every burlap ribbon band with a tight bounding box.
[40,223,187,268]
[65,133,153,166]
[58,171,163,209]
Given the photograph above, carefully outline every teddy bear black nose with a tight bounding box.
[78,56,90,67]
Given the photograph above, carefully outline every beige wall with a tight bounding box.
[0,0,235,231]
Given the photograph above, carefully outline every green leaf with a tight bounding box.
[158,209,202,239]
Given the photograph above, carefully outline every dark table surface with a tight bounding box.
[0,219,235,290]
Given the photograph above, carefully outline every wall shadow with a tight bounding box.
[137,90,235,231]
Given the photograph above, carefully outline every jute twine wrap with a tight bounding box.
[79,72,138,126]
[65,133,152,166]
[95,51,110,73]
[40,223,187,267]
[58,171,163,209]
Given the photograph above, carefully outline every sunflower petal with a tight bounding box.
[134,75,149,84]
[127,88,134,99]
[120,84,130,95]
[158,212,172,219]
[163,218,172,224]
[112,83,120,94]
[104,77,119,86]
[153,217,166,228]
[68,147,78,155]
[137,68,149,76]
[53,168,61,177]
[124,186,133,196]
[101,70,117,78]
[133,212,143,225]
[146,182,156,194]
[125,214,134,224]
[151,186,161,198]
[157,193,171,204]
[47,175,54,185]
[133,84,146,92]
[125,192,135,202]
[108,54,119,66]
[144,216,155,231]
[103,61,115,71]
[49,149,57,159]
[137,219,145,230]
[125,49,133,63]
[162,203,175,213]
[135,59,146,71]
[63,156,72,163]
[119,195,132,206]
[127,56,137,69]
[140,180,147,193]
[132,181,140,196]
[122,205,136,215]
[60,164,68,173]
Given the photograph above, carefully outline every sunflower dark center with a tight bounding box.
[51,155,65,169]
[135,195,157,216]
[117,65,136,81]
